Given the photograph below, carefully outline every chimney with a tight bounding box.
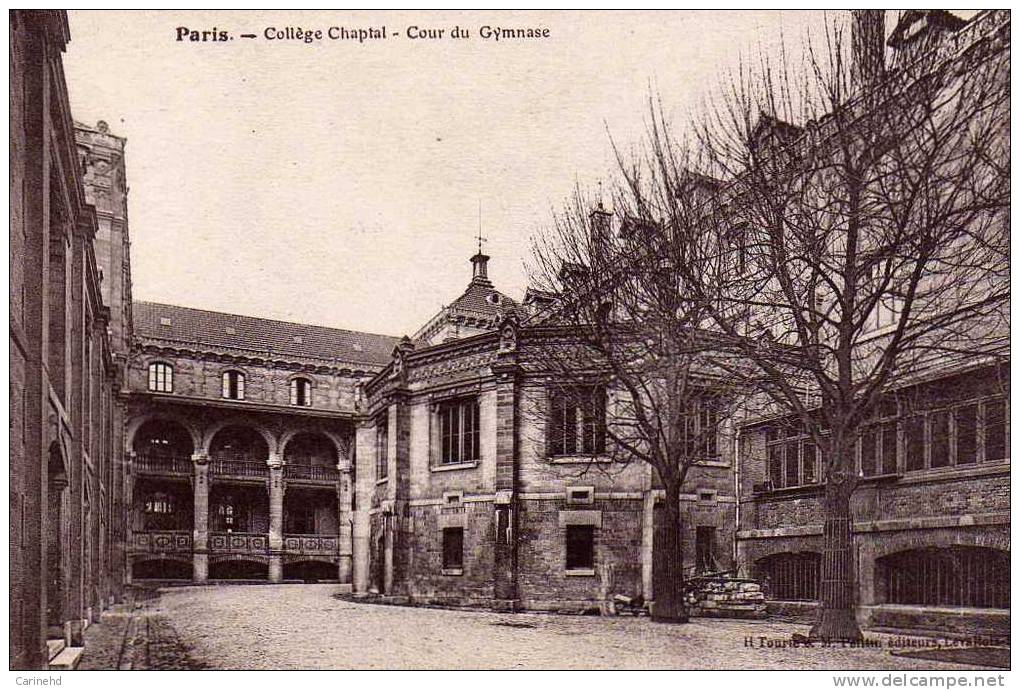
[851,10,886,95]
[470,252,491,285]
[887,10,968,69]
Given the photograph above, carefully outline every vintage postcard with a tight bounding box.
[8,9,1010,677]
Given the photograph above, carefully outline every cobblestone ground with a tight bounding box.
[80,584,997,670]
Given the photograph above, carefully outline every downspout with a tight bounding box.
[733,427,741,573]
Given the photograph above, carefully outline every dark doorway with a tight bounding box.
[283,560,337,582]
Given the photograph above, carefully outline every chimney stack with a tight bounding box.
[851,10,886,95]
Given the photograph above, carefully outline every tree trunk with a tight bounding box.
[810,475,863,641]
[651,487,688,623]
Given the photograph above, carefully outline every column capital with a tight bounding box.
[191,452,209,466]
[267,451,284,469]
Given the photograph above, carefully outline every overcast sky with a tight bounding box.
[65,10,874,336]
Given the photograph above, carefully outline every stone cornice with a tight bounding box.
[134,339,382,377]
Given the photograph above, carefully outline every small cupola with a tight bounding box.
[470,252,492,286]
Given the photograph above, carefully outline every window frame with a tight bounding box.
[765,422,822,490]
[436,396,481,466]
[147,362,174,393]
[221,369,246,400]
[548,385,607,458]
[290,377,314,407]
[900,394,1009,473]
[375,413,389,481]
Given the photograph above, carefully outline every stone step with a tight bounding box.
[46,639,66,662]
[48,646,84,671]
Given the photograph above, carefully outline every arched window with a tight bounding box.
[222,370,245,400]
[879,547,1009,609]
[148,362,173,393]
[290,378,313,407]
[756,552,820,601]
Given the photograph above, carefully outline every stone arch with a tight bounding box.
[202,418,277,458]
[125,413,201,456]
[130,417,198,458]
[280,429,345,467]
[282,558,338,582]
[208,554,270,580]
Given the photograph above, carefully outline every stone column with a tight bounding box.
[491,362,519,608]
[192,453,209,583]
[337,462,353,585]
[352,421,374,594]
[124,456,135,586]
[268,453,285,583]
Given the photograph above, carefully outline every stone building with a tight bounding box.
[10,11,129,669]
[354,253,737,611]
[122,302,397,584]
[734,9,1010,639]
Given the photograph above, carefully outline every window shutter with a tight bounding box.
[237,374,245,400]
[222,372,230,398]
[290,379,297,405]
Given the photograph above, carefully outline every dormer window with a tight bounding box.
[290,377,313,407]
[222,370,245,400]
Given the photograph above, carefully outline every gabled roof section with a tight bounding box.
[133,301,400,367]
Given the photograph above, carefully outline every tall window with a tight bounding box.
[222,370,245,400]
[766,423,820,489]
[290,378,313,407]
[439,397,480,465]
[901,394,1008,472]
[375,415,388,480]
[695,526,716,573]
[565,525,595,571]
[442,527,464,570]
[860,398,899,477]
[681,396,720,460]
[549,386,606,456]
[147,362,173,393]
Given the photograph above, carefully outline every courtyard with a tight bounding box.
[78,584,1002,670]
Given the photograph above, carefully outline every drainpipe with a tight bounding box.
[733,428,741,573]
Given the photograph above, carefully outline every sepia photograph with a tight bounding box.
[7,8,1011,677]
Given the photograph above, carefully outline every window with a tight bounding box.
[880,547,1009,609]
[375,415,388,480]
[442,527,464,570]
[565,525,595,571]
[222,370,245,400]
[290,378,313,407]
[549,386,606,456]
[681,396,720,461]
[215,497,246,533]
[695,526,716,573]
[860,399,899,477]
[757,552,820,601]
[902,395,1008,472]
[765,423,822,489]
[147,362,173,393]
[438,397,480,465]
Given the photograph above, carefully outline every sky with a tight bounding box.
[64,10,862,337]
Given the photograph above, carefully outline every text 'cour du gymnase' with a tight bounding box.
[174,26,552,44]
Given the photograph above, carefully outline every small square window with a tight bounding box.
[566,487,594,505]
[443,527,464,570]
[565,525,594,571]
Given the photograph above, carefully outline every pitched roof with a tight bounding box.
[133,301,399,367]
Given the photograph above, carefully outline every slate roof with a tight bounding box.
[133,301,399,367]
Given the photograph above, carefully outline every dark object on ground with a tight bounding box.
[614,594,647,616]
[890,647,1010,670]
[490,620,537,629]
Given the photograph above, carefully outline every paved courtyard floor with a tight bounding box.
[80,584,999,670]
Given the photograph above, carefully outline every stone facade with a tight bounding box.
[10,11,129,669]
[355,258,736,612]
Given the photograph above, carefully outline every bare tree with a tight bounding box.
[526,180,754,623]
[655,11,1010,640]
